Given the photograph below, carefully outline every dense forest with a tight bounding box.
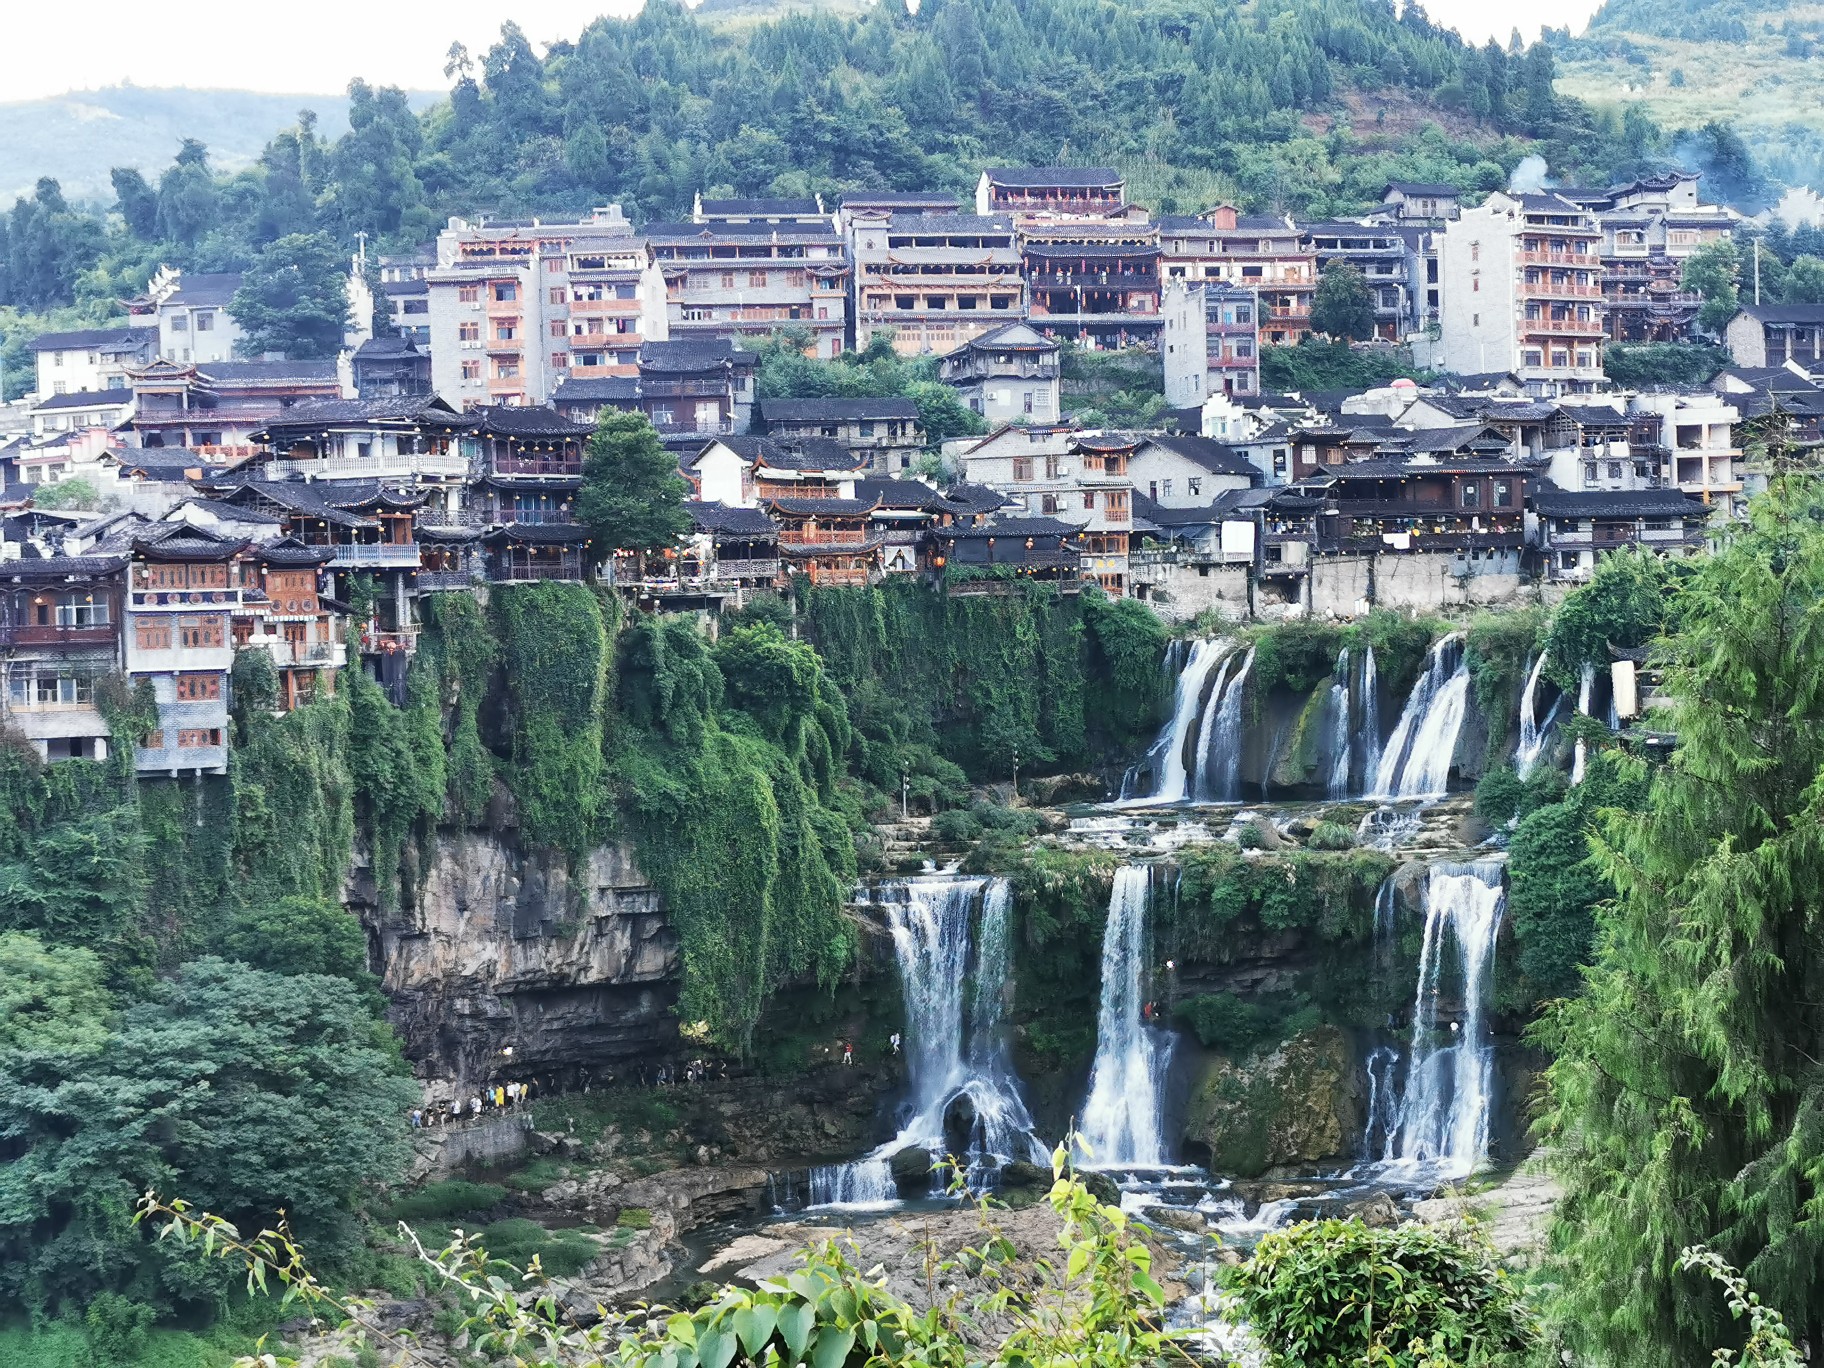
[0,0,1748,396]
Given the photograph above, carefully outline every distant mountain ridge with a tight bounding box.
[0,85,438,205]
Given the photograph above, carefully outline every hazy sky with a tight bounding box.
[6,0,1605,103]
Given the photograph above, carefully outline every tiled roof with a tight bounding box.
[765,496,879,516]
[1739,304,1824,325]
[1557,405,1631,427]
[472,405,593,437]
[985,166,1121,188]
[483,523,591,545]
[760,396,920,423]
[0,553,128,577]
[552,375,641,402]
[28,326,154,352]
[1532,485,1712,519]
[260,394,470,429]
[1137,434,1257,479]
[684,501,778,537]
[639,338,755,373]
[697,197,821,216]
[854,478,963,512]
[167,272,242,306]
[941,482,1010,515]
[943,516,1081,540]
[198,358,341,384]
[32,388,132,411]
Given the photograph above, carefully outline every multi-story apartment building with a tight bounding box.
[692,195,827,225]
[1304,220,1423,341]
[756,397,923,473]
[0,552,125,762]
[1630,391,1744,510]
[377,247,435,346]
[426,208,669,408]
[1162,282,1261,405]
[1378,182,1463,225]
[1587,172,1733,342]
[1438,191,1606,395]
[937,322,1062,424]
[1021,224,1163,349]
[1724,304,1824,369]
[645,212,850,359]
[848,212,1027,355]
[29,326,156,398]
[1159,208,1316,345]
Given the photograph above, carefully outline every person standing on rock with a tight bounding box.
[470,1094,482,1118]
[842,1041,854,1066]
[889,1032,901,1056]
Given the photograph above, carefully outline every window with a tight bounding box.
[176,728,222,749]
[546,258,564,273]
[136,619,172,651]
[1607,461,1622,480]
[195,311,214,332]
[52,380,66,394]
[1188,478,1201,496]
[1083,491,1095,510]
[459,285,480,304]
[722,272,736,289]
[401,298,428,315]
[461,360,482,381]
[52,351,63,367]
[1460,482,1480,507]
[492,282,517,302]
[550,321,567,338]
[1161,479,1174,497]
[1012,457,1034,481]
[171,315,188,332]
[178,616,225,649]
[459,322,480,342]
[552,353,569,370]
[55,598,108,627]
[175,673,221,701]
[495,360,520,379]
[1493,480,1514,508]
[1583,462,1598,483]
[494,321,517,341]
[550,287,566,305]
[1041,494,1061,514]
[144,730,165,749]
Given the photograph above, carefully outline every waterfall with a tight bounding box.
[1385,858,1505,1179]
[1197,646,1255,803]
[1324,648,1352,800]
[1570,663,1595,786]
[1123,639,1230,803]
[1078,866,1175,1167]
[1360,646,1383,789]
[1514,652,1547,779]
[1372,874,1398,963]
[1371,635,1470,800]
[1361,1046,1401,1156]
[811,876,1041,1206]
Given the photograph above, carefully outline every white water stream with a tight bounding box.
[1077,865,1175,1167]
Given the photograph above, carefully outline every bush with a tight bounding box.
[1236,820,1271,850]
[1229,1218,1535,1366]
[379,1181,508,1224]
[84,1292,155,1366]
[1174,993,1273,1052]
[473,1218,600,1278]
[616,1207,653,1230]
[1305,821,1354,851]
[1474,765,1524,826]
[931,809,982,843]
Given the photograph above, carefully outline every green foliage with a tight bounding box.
[753,332,985,449]
[1542,544,1688,689]
[231,690,355,907]
[1537,473,1824,1365]
[1682,238,1742,334]
[577,410,689,556]
[379,1181,508,1225]
[491,582,613,855]
[1261,337,1435,393]
[1310,261,1376,341]
[345,668,445,906]
[27,476,100,510]
[416,591,499,823]
[222,896,373,985]
[1603,341,1731,388]
[1229,1218,1535,1367]
[1172,990,1318,1055]
[229,232,349,358]
[613,613,857,1051]
[1306,820,1355,851]
[471,1218,600,1279]
[1466,607,1544,762]
[0,956,413,1319]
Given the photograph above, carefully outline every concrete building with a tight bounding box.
[1378,182,1463,224]
[1589,172,1733,343]
[1724,304,1824,369]
[1438,191,1605,395]
[157,273,245,365]
[426,208,669,408]
[937,322,1062,425]
[953,425,1133,592]
[1630,391,1744,510]
[1161,282,1260,406]
[28,327,156,398]
[756,396,923,473]
[645,212,850,359]
[1128,434,1257,509]
[975,167,1130,221]
[1158,208,1315,345]
[1304,220,1423,341]
[377,248,435,346]
[847,212,1026,355]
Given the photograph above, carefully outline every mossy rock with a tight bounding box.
[1183,1025,1363,1178]
[889,1145,933,1187]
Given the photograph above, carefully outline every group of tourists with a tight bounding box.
[409,1078,538,1129]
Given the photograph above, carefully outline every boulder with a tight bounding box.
[889,1145,935,1189]
[1183,1026,1364,1178]
[1137,1204,1206,1234]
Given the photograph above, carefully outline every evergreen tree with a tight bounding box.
[1682,240,1741,334]
[108,168,159,240]
[155,139,217,250]
[1537,471,1824,1366]
[576,410,690,557]
[229,232,349,359]
[1311,261,1377,341]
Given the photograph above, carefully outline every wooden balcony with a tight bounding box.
[779,528,870,546]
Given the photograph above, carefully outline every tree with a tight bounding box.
[576,410,689,557]
[223,895,372,983]
[155,139,217,250]
[1682,239,1741,335]
[1537,472,1824,1365]
[1229,1218,1534,1366]
[229,232,349,359]
[108,168,159,240]
[1602,342,1730,389]
[1778,253,1824,304]
[0,957,414,1317]
[1310,262,1376,341]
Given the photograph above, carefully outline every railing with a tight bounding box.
[332,544,422,568]
[802,566,875,588]
[1520,251,1600,268]
[490,561,587,583]
[418,570,482,591]
[135,744,227,773]
[713,558,782,580]
[492,457,583,477]
[494,508,577,527]
[0,623,115,647]
[779,529,870,546]
[652,418,734,436]
[266,452,473,481]
[131,588,247,610]
[1522,282,1604,300]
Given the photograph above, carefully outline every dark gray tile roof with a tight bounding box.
[760,396,921,423]
[684,501,778,537]
[1137,434,1258,479]
[32,388,132,411]
[985,166,1121,188]
[28,326,155,352]
[1532,485,1712,519]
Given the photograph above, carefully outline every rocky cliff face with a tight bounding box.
[356,830,680,1094]
[1182,1026,1365,1177]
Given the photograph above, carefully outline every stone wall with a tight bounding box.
[1132,561,1252,622]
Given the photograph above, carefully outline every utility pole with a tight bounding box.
[1010,746,1020,805]
[901,762,910,821]
[1754,232,1762,306]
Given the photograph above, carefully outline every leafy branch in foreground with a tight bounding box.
[1677,1246,1806,1368]
[136,1143,1197,1368]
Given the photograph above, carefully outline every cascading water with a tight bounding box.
[1361,1046,1401,1156]
[1371,635,1470,800]
[1122,639,1230,804]
[1324,648,1352,800]
[1197,647,1255,803]
[1078,865,1175,1167]
[1570,663,1596,786]
[809,876,1042,1207]
[1513,652,1552,780]
[1383,858,1505,1179]
[1360,646,1382,788]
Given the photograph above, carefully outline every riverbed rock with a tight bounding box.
[1182,1026,1363,1177]
[1138,1204,1206,1233]
[1410,1153,1560,1262]
[890,1144,935,1188]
